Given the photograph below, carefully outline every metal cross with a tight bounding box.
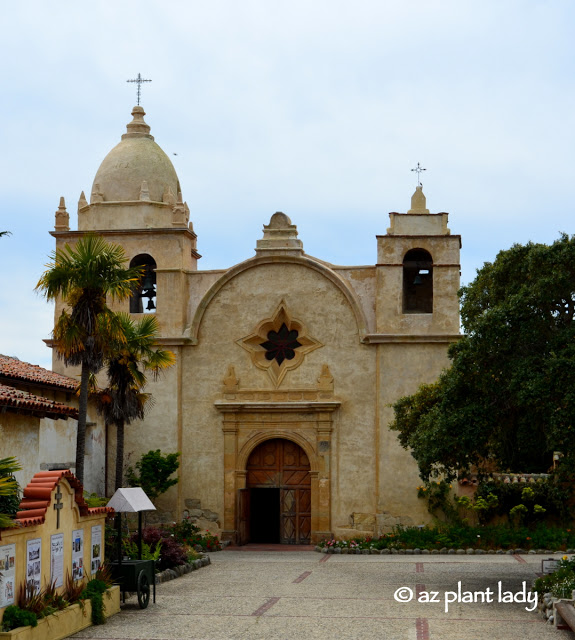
[127,73,152,105]
[53,484,64,528]
[411,162,427,186]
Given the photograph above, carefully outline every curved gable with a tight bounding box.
[14,470,112,528]
[187,254,370,344]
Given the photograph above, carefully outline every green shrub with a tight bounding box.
[534,556,575,598]
[122,539,161,563]
[125,449,180,500]
[1,605,37,631]
[81,578,109,625]
[476,479,572,525]
[319,523,575,551]
[0,605,34,630]
[84,492,109,508]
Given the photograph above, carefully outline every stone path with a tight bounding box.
[73,547,575,639]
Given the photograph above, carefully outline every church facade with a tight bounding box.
[51,106,461,544]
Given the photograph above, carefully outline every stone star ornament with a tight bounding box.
[237,300,322,387]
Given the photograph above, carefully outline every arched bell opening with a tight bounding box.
[403,248,433,314]
[129,254,157,313]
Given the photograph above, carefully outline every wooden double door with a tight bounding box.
[240,438,311,544]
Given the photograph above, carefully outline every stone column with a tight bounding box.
[221,416,238,541]
[314,412,333,542]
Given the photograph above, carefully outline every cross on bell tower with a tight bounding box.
[411,162,426,187]
[127,73,152,106]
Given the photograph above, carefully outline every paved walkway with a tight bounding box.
[73,548,575,640]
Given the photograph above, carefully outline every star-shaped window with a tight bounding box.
[237,300,322,387]
[261,323,302,365]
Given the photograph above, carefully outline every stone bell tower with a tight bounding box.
[370,185,461,524]
[50,106,200,345]
[375,184,461,336]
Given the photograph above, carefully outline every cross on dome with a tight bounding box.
[126,73,152,106]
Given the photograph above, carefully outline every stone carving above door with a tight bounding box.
[236,300,322,387]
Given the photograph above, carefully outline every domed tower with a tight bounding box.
[51,106,200,340]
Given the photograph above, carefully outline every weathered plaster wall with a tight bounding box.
[120,362,180,516]
[0,413,40,490]
[180,260,377,533]
[333,266,376,334]
[376,342,452,529]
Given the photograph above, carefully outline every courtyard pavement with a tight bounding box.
[72,546,575,640]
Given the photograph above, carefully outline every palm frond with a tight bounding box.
[0,457,22,478]
[0,514,17,528]
[0,476,18,497]
[36,235,142,302]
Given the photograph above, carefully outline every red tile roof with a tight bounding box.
[0,383,79,419]
[0,355,78,391]
[12,470,113,529]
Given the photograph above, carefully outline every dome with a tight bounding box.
[91,106,180,203]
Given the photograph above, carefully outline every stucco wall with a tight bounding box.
[0,400,105,496]
[0,413,40,490]
[180,260,377,530]
[377,342,452,526]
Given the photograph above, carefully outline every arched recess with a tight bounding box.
[218,404,336,545]
[403,248,433,314]
[244,438,312,544]
[238,430,318,472]
[187,254,371,344]
[129,254,157,313]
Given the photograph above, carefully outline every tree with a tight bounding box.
[390,234,575,481]
[0,231,11,238]
[126,450,180,501]
[36,236,142,484]
[0,457,21,529]
[95,313,175,490]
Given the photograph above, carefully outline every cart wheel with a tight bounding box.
[137,571,150,609]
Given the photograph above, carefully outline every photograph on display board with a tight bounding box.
[0,543,16,608]
[91,525,102,575]
[26,538,41,594]
[71,529,84,581]
[50,533,64,588]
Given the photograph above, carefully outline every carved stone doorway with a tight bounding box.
[245,438,311,544]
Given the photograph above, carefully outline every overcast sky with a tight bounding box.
[0,0,573,370]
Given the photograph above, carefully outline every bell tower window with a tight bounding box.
[403,249,433,314]
[129,254,157,313]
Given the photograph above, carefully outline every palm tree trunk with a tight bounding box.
[115,419,125,491]
[75,360,90,485]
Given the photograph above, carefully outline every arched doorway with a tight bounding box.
[242,438,311,544]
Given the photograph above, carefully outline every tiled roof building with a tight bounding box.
[0,355,105,495]
[0,383,78,420]
[0,354,77,391]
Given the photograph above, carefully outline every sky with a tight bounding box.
[0,0,573,370]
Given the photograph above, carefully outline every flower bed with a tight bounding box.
[533,556,575,625]
[317,524,575,553]
[166,516,222,552]
[0,586,120,640]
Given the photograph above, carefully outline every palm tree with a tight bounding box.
[0,457,21,529]
[36,235,143,484]
[95,313,175,490]
[0,231,11,238]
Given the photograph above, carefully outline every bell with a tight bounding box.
[146,298,156,311]
[413,273,423,286]
[141,271,155,292]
